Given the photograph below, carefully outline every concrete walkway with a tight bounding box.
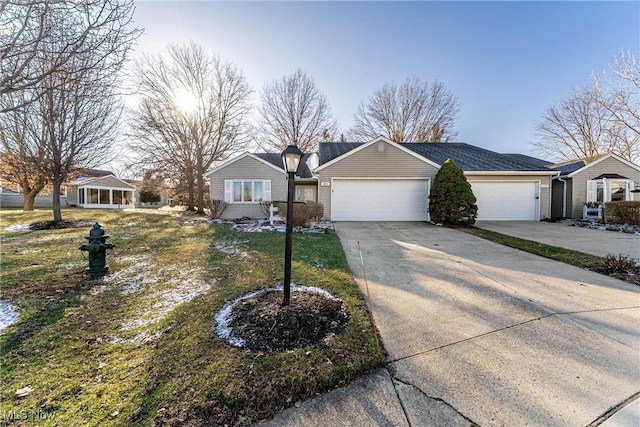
[475,221,640,260]
[256,222,640,426]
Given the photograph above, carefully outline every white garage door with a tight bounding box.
[470,181,538,220]
[332,179,429,221]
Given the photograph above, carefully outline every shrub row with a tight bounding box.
[604,201,640,226]
[277,201,324,227]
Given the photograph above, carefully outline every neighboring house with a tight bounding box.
[0,182,70,208]
[204,152,317,220]
[549,154,640,219]
[315,137,557,221]
[1,169,138,209]
[68,173,138,209]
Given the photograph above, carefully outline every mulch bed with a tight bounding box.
[227,290,349,352]
[29,220,95,230]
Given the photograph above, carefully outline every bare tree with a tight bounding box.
[534,51,639,163]
[128,43,252,214]
[0,0,138,221]
[349,77,460,143]
[532,85,614,162]
[591,50,640,162]
[258,69,337,153]
[0,90,49,210]
[0,0,140,112]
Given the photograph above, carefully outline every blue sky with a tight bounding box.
[130,1,639,158]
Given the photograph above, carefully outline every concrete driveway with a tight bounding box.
[475,221,640,260]
[335,222,640,426]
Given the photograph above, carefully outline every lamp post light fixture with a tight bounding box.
[281,144,303,305]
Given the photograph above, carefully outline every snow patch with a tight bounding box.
[0,300,19,332]
[214,240,250,257]
[5,224,31,232]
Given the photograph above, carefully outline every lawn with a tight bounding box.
[0,208,383,426]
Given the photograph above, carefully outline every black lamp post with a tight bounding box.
[281,145,303,306]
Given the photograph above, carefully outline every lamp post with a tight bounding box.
[281,145,303,306]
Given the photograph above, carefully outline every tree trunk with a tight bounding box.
[23,187,43,211]
[52,179,63,222]
[185,169,195,211]
[196,153,205,215]
[23,192,36,211]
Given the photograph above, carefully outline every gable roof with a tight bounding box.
[204,151,314,178]
[71,174,137,189]
[316,137,442,172]
[254,153,314,178]
[318,139,555,173]
[550,153,640,177]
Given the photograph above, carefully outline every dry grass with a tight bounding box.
[0,208,383,426]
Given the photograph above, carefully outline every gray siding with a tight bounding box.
[569,157,640,219]
[209,155,287,220]
[0,193,69,208]
[317,142,440,219]
[466,174,553,220]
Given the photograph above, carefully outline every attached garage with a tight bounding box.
[470,181,539,220]
[331,178,430,221]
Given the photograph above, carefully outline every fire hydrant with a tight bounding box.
[79,223,115,278]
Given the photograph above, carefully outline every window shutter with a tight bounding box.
[263,180,271,201]
[586,180,595,203]
[224,180,232,203]
[629,181,635,201]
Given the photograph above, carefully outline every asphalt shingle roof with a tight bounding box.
[254,153,314,178]
[318,142,554,172]
[554,160,586,176]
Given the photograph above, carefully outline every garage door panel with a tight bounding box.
[332,179,429,221]
[470,182,538,221]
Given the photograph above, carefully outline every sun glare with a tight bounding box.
[173,88,198,114]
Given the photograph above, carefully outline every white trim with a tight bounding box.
[77,186,136,208]
[226,179,270,203]
[204,152,285,177]
[566,153,640,178]
[464,170,557,176]
[586,177,632,203]
[314,136,441,172]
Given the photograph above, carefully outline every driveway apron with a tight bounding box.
[335,222,640,426]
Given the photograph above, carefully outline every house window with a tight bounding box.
[113,190,123,204]
[587,179,630,204]
[78,188,85,204]
[295,186,316,202]
[610,180,627,202]
[595,181,605,204]
[123,191,133,204]
[89,188,99,203]
[232,180,264,202]
[99,189,110,205]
